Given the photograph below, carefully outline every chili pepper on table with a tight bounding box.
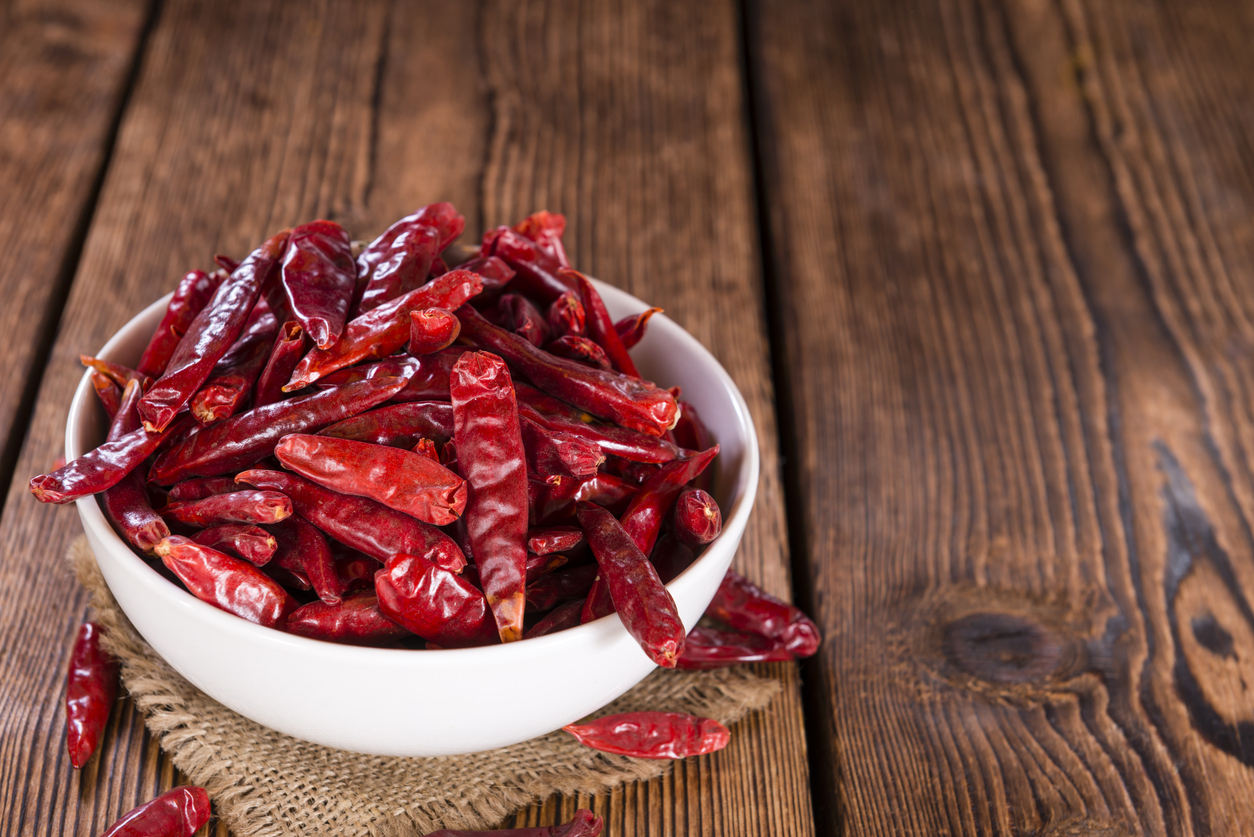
[97,785,211,837]
[564,269,640,377]
[457,305,677,437]
[614,306,663,350]
[235,469,466,573]
[149,376,407,484]
[672,486,722,545]
[563,711,729,759]
[524,599,585,639]
[705,570,822,657]
[284,591,410,646]
[139,230,289,432]
[675,625,796,669]
[286,269,483,390]
[252,321,305,407]
[421,807,602,837]
[154,536,297,628]
[270,515,343,605]
[280,219,356,349]
[65,622,118,768]
[274,433,467,527]
[450,351,530,642]
[546,291,585,338]
[374,552,498,648]
[191,524,276,565]
[136,268,225,379]
[498,293,551,347]
[618,446,719,557]
[543,335,612,371]
[319,401,455,448]
[576,501,686,667]
[355,203,465,314]
[409,308,460,355]
[100,381,170,552]
[189,297,278,424]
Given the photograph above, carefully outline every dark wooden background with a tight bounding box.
[4,0,1254,834]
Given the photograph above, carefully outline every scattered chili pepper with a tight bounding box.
[192,524,277,566]
[355,203,465,314]
[136,268,225,378]
[672,486,722,545]
[274,433,467,526]
[618,446,718,557]
[285,591,409,646]
[155,536,297,627]
[524,599,585,640]
[451,351,529,642]
[409,307,460,355]
[576,502,685,667]
[374,552,498,648]
[527,526,585,555]
[706,570,821,658]
[614,307,663,350]
[280,220,356,349]
[139,230,290,432]
[421,808,601,837]
[253,321,306,407]
[270,515,344,605]
[564,269,640,377]
[319,401,454,448]
[101,381,170,551]
[97,785,211,837]
[160,490,292,526]
[563,711,729,759]
[525,562,599,612]
[498,293,551,347]
[166,476,238,503]
[65,622,118,769]
[546,291,585,338]
[189,298,278,424]
[675,625,796,669]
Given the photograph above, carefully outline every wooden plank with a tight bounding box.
[750,0,1254,833]
[0,0,149,496]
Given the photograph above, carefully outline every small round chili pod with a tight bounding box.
[562,711,730,759]
[409,307,461,355]
[671,486,722,546]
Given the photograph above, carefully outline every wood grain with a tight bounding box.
[750,0,1254,833]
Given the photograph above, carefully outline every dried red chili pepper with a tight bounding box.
[543,335,611,371]
[451,351,529,642]
[413,437,440,462]
[480,227,574,303]
[453,255,515,298]
[235,469,466,572]
[189,298,279,424]
[137,268,225,378]
[580,575,614,624]
[285,591,409,646]
[280,220,356,349]
[155,536,297,627]
[498,293,551,347]
[149,376,406,484]
[564,269,639,378]
[161,490,292,526]
[457,305,677,437]
[562,712,729,759]
[270,515,343,605]
[166,476,238,502]
[274,434,467,526]
[253,321,305,407]
[409,308,460,355]
[192,524,276,566]
[706,570,821,657]
[512,210,570,269]
[80,355,151,392]
[527,526,585,555]
[649,533,694,584]
[316,347,467,403]
[618,446,718,557]
[336,552,381,592]
[525,562,599,612]
[101,381,170,552]
[525,552,569,583]
[515,391,684,464]
[524,599,584,640]
[598,455,660,486]
[675,625,795,669]
[319,401,454,448]
[546,291,585,338]
[672,486,721,545]
[519,415,603,480]
[91,371,123,420]
[98,785,211,837]
[286,269,482,390]
[355,203,465,314]
[139,230,289,432]
[422,809,601,837]
[374,552,497,648]
[65,621,118,768]
[614,307,663,350]
[576,502,685,667]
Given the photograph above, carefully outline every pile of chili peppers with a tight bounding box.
[42,205,823,783]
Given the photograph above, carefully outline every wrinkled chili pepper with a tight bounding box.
[672,486,722,545]
[80,355,151,392]
[453,255,515,300]
[576,502,685,667]
[280,220,356,349]
[546,291,585,338]
[543,335,611,370]
[137,268,225,378]
[101,380,170,552]
[618,446,718,557]
[409,308,460,355]
[91,371,123,420]
[421,808,602,837]
[706,570,821,657]
[498,293,551,347]
[336,552,381,592]
[319,401,454,448]
[512,209,570,269]
[166,476,238,502]
[316,347,467,403]
[580,575,614,624]
[675,625,796,669]
[149,376,406,484]
[562,712,729,759]
[525,551,569,583]
[519,415,603,480]
[649,533,695,584]
[528,472,637,527]
[285,591,409,646]
[614,307,663,350]
[451,351,529,642]
[480,227,574,303]
[235,469,466,572]
[155,536,297,627]
[274,433,467,526]
[671,399,714,491]
[139,230,289,432]
[253,321,305,407]
[355,203,465,314]
[457,305,677,437]
[515,391,684,465]
[599,455,660,485]
[413,437,440,462]
[189,298,279,424]
[527,526,585,555]
[525,562,599,612]
[192,524,276,566]
[524,599,585,640]
[65,622,118,768]
[564,269,639,377]
[270,514,343,605]
[286,269,482,390]
[98,786,211,837]
[374,552,497,648]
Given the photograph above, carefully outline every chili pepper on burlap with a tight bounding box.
[457,305,677,437]
[672,486,722,545]
[319,401,454,448]
[101,381,170,551]
[166,476,238,502]
[285,591,409,646]
[562,712,729,759]
[91,372,123,420]
[675,625,796,669]
[235,469,466,572]
[253,321,305,407]
[139,230,289,432]
[80,355,152,392]
[286,269,482,390]
[451,351,529,642]
[274,434,466,526]
[137,268,225,378]
[355,203,465,314]
[421,809,602,837]
[161,489,292,526]
[409,308,460,355]
[546,291,585,338]
[374,552,497,648]
[189,298,279,424]
[614,307,663,350]
[618,446,718,557]
[706,570,821,657]
[270,515,343,605]
[576,501,685,667]
[192,524,276,566]
[543,335,611,371]
[65,622,118,768]
[154,536,297,627]
[149,376,406,484]
[525,562,599,612]
[527,526,585,555]
[563,269,640,377]
[98,785,211,837]
[498,293,551,347]
[280,220,356,349]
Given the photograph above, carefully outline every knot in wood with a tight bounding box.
[942,612,1067,684]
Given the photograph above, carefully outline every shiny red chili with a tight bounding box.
[562,712,729,759]
[65,622,118,769]
[98,786,211,837]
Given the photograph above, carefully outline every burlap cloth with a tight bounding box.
[69,536,780,836]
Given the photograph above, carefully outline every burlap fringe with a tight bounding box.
[70,537,780,836]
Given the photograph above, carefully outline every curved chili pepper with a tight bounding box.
[161,489,292,526]
[285,591,410,646]
[515,390,684,464]
[453,255,516,298]
[192,524,276,566]
[576,502,685,667]
[166,476,238,502]
[155,536,297,627]
[618,446,718,557]
[524,599,585,640]
[136,268,225,378]
[675,625,796,669]
[672,486,722,545]
[580,575,614,624]
[101,381,169,551]
[316,347,467,403]
[498,293,551,347]
[527,526,584,555]
[149,376,407,484]
[98,785,211,837]
[280,220,356,349]
[525,552,569,583]
[235,469,466,573]
[374,552,497,648]
[563,269,639,377]
[273,434,467,526]
[270,514,343,605]
[80,355,152,393]
[189,298,279,424]
[519,415,603,480]
[319,401,454,448]
[546,291,585,338]
[286,269,482,390]
[599,455,660,485]
[706,570,821,658]
[253,321,305,407]
[451,351,529,642]
[409,308,460,355]
[562,712,729,759]
[512,209,570,269]
[65,622,118,768]
[139,230,290,432]
[91,371,123,420]
[543,335,611,370]
[614,307,663,350]
[355,203,465,314]
[480,227,574,303]
[420,808,602,837]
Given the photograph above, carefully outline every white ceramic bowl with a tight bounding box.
[68,280,759,756]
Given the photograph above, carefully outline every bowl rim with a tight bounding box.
[69,279,760,666]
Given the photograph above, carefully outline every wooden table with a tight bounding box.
[4,0,1253,833]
